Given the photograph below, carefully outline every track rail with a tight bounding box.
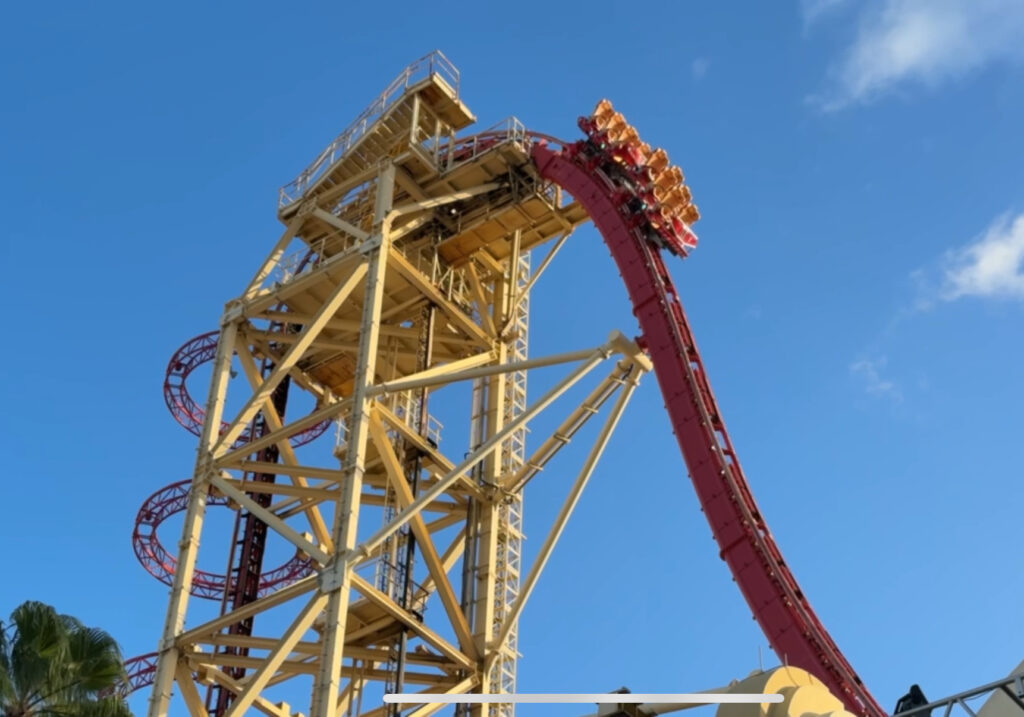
[531,139,884,717]
[132,480,313,600]
[101,652,157,699]
[164,331,329,448]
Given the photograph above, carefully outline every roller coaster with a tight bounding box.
[120,51,1017,717]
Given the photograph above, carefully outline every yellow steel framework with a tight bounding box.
[146,52,648,717]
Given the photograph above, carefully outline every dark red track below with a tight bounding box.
[531,142,884,717]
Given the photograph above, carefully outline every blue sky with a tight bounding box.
[2,1,1023,714]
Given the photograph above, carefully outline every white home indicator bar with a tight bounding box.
[384,693,784,704]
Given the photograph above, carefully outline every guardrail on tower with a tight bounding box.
[278,50,460,208]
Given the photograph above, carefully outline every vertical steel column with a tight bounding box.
[207,360,291,716]
[470,258,513,717]
[311,163,395,717]
[148,321,240,717]
[390,304,436,712]
[495,239,528,710]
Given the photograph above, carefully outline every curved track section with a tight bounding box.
[531,137,884,717]
[114,653,158,699]
[164,331,329,448]
[132,480,314,600]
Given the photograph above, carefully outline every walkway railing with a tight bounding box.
[894,673,1024,717]
[279,50,460,208]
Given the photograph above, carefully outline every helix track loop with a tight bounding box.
[528,100,884,717]
[163,331,330,448]
[117,330,324,697]
[105,652,158,699]
[131,480,314,600]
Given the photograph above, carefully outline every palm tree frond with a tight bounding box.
[1,601,129,716]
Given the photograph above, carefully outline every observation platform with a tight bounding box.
[251,52,588,400]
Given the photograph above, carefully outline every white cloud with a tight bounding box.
[691,57,710,80]
[850,357,902,402]
[801,0,851,26]
[939,212,1024,301]
[811,0,1024,110]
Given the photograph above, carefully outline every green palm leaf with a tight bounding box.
[0,601,131,717]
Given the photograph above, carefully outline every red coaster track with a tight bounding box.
[132,480,313,600]
[531,125,884,717]
[164,330,330,448]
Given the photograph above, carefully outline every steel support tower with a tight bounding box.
[146,52,649,717]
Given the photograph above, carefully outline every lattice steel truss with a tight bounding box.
[145,52,647,717]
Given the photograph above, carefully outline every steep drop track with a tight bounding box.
[531,139,884,717]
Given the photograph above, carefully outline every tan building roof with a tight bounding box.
[977,660,1024,717]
